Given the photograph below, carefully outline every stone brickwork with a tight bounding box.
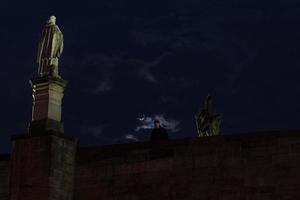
[0,155,10,200]
[2,130,300,199]
[9,132,77,200]
[75,130,300,200]
[48,134,78,200]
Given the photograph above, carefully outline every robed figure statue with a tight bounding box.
[195,95,221,137]
[37,16,64,77]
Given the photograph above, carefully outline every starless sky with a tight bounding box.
[1,0,300,153]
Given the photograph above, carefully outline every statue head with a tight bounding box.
[48,16,56,24]
[154,120,161,129]
[204,94,212,108]
[206,94,212,102]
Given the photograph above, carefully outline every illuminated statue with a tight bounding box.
[37,16,64,77]
[195,95,221,137]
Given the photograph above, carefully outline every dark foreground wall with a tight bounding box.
[0,155,10,200]
[9,133,78,200]
[2,130,300,200]
[75,131,300,200]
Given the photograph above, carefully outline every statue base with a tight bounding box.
[29,75,67,135]
[28,119,64,135]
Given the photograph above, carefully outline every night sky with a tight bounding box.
[1,0,300,153]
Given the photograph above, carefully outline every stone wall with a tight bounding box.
[0,155,10,200]
[2,130,300,199]
[48,135,78,200]
[75,130,300,200]
[10,133,77,200]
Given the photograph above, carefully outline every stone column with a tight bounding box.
[28,76,67,134]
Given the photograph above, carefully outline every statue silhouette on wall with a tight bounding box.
[195,95,221,137]
[150,120,169,141]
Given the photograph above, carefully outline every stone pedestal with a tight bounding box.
[28,76,67,134]
[9,132,78,200]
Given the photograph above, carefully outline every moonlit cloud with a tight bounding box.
[135,114,180,133]
[138,65,157,83]
[85,124,104,138]
[80,123,109,139]
[125,134,139,142]
[136,52,171,83]
[93,79,113,94]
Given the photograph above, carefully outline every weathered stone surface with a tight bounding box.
[74,130,300,200]
[9,132,77,200]
[3,130,300,199]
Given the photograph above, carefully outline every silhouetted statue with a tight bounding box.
[150,120,169,141]
[195,95,221,137]
[37,16,64,77]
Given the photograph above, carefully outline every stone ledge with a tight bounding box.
[79,129,300,150]
[29,76,68,87]
[28,119,65,134]
[11,130,77,142]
